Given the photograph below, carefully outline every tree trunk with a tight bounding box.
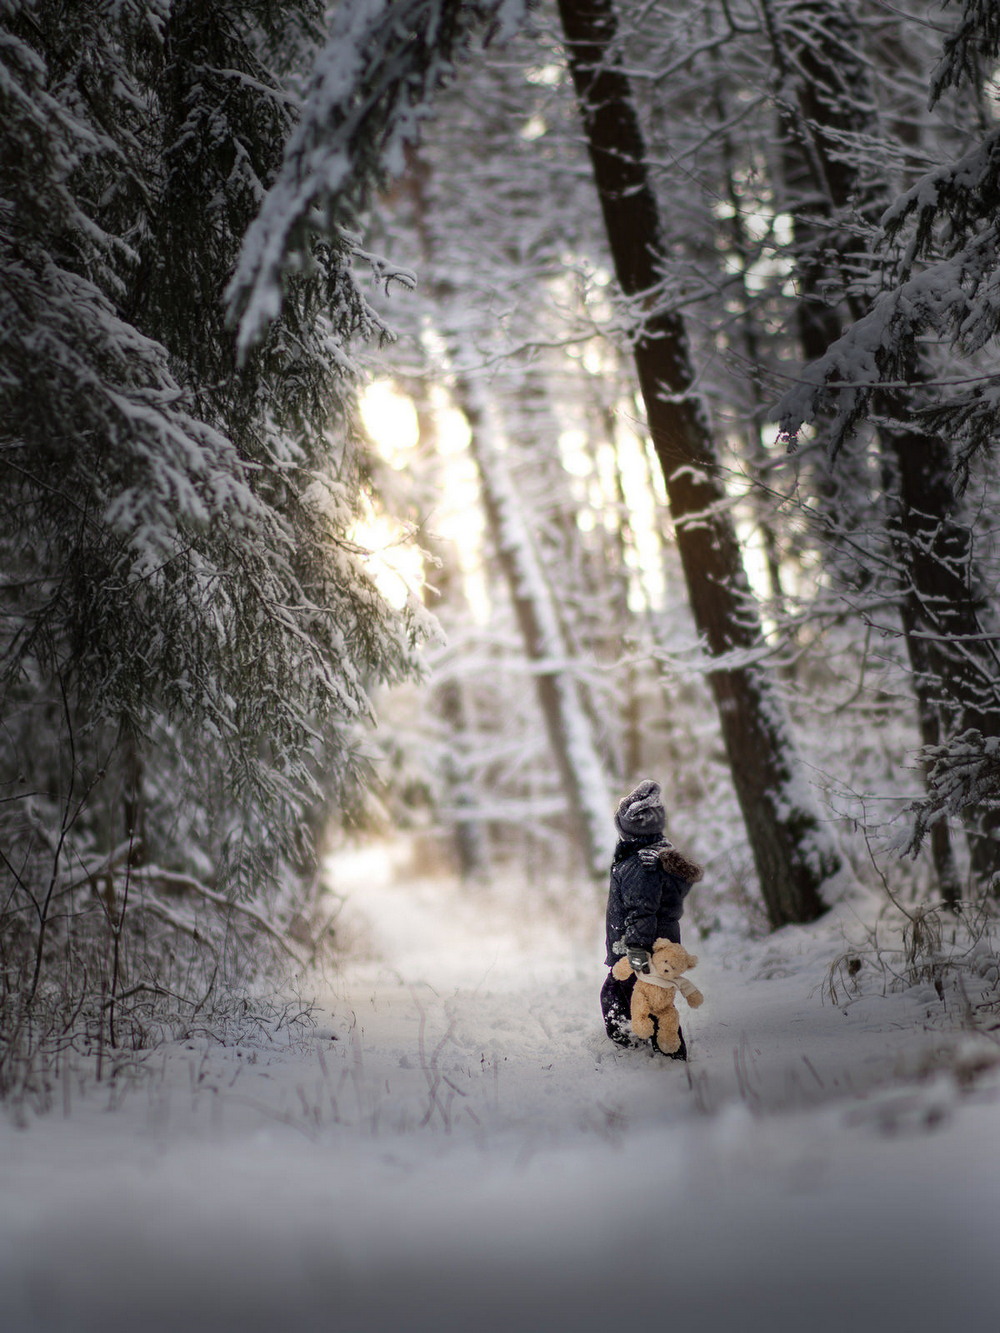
[503,364,622,782]
[557,0,843,926]
[767,0,1000,898]
[407,383,490,881]
[457,380,613,879]
[888,425,1000,896]
[394,145,614,879]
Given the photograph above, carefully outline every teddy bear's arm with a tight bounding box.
[674,975,704,1008]
[611,956,634,981]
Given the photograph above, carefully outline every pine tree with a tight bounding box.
[774,0,1000,886]
[0,1,425,1011]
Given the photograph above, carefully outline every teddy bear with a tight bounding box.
[611,937,703,1055]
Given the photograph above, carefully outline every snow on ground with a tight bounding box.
[2,843,1000,1333]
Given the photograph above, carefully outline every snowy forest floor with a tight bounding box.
[3,845,1000,1333]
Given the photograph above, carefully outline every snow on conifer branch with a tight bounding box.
[900,730,1000,862]
[1,0,438,948]
[930,0,1000,103]
[775,244,990,451]
[226,0,528,356]
[776,126,1000,457]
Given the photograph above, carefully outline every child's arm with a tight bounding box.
[617,855,662,956]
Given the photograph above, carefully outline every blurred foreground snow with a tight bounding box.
[1,843,998,1332]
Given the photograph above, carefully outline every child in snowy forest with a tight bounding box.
[601,779,703,1060]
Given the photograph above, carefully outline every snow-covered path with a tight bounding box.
[2,847,999,1333]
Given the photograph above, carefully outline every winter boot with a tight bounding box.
[601,971,640,1047]
[650,1016,687,1061]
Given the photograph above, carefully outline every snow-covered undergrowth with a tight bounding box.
[2,843,999,1333]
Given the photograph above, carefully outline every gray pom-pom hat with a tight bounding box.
[614,779,666,840]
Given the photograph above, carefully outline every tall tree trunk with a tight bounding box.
[712,67,795,657]
[457,380,613,879]
[766,0,1000,898]
[557,0,843,927]
[407,382,490,881]
[394,150,613,877]
[504,364,622,782]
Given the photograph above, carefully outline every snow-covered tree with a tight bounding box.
[555,0,846,925]
[353,29,630,881]
[0,1,426,1013]
[774,0,1000,889]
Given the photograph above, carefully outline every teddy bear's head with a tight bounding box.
[647,938,698,982]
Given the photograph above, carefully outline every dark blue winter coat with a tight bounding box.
[604,836,701,966]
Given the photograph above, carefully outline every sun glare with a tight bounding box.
[357,377,673,623]
[357,380,491,622]
[350,503,424,611]
[359,380,419,467]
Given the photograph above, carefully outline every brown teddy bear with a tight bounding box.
[611,938,704,1055]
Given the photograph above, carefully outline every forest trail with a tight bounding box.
[2,846,1000,1333]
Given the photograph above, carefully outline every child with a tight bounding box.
[601,779,702,1059]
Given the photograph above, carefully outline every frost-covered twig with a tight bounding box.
[130,868,308,968]
[900,731,1000,862]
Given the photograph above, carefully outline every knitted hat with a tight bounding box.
[614,779,665,839]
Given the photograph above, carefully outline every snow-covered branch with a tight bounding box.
[227,0,528,356]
